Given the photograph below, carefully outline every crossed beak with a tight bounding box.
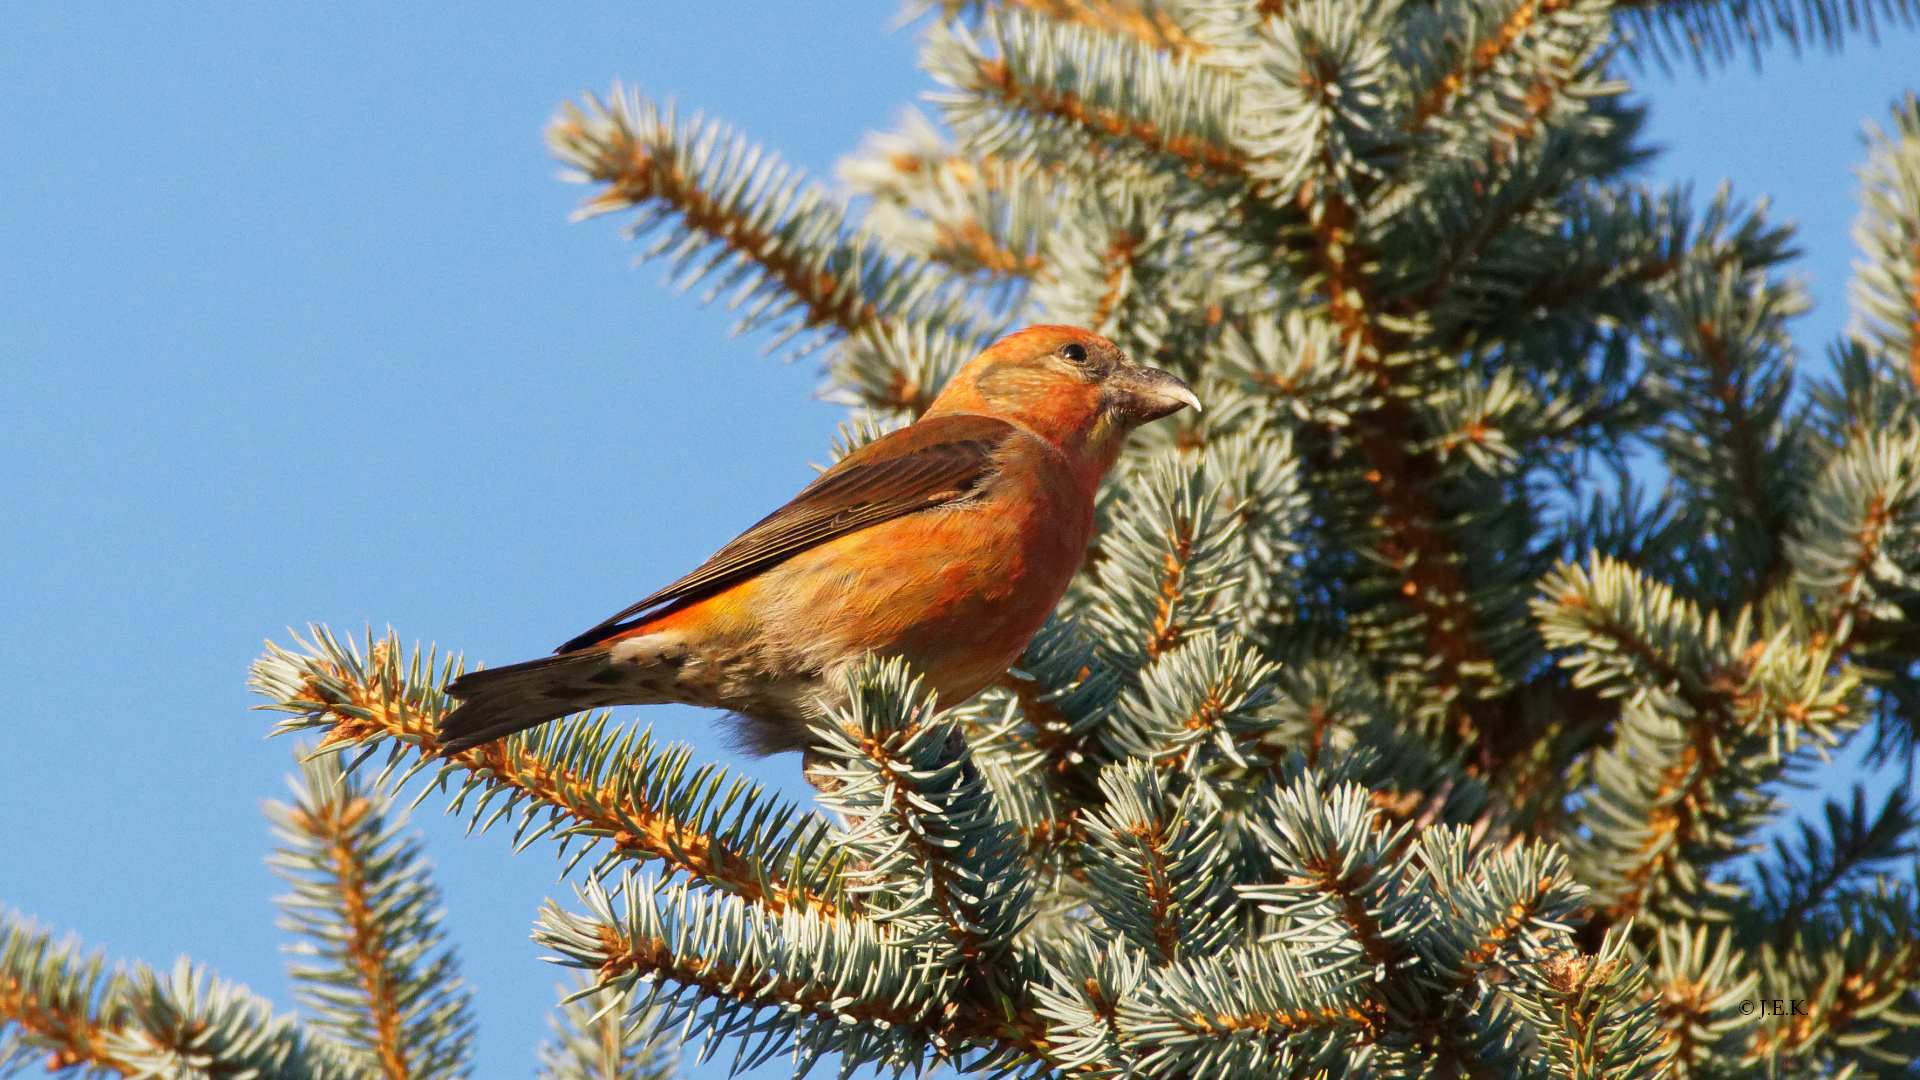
[1114,365,1202,421]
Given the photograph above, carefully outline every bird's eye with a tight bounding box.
[1059,343,1088,364]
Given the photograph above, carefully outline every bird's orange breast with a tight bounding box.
[642,432,1094,707]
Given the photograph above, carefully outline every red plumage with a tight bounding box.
[439,325,1197,760]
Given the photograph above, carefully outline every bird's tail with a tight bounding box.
[438,649,628,754]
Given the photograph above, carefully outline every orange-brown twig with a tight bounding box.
[287,795,413,1080]
[968,59,1247,176]
[1005,0,1207,56]
[0,977,130,1077]
[593,923,1073,1070]
[1409,0,1580,130]
[291,647,842,921]
[1746,941,1920,1063]
[550,106,881,338]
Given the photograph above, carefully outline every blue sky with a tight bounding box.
[1,5,1915,1078]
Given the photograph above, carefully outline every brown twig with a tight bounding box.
[1172,1001,1378,1037]
[1093,228,1140,328]
[933,217,1046,277]
[1907,256,1920,388]
[1825,492,1894,648]
[1144,521,1199,661]
[1305,187,1503,763]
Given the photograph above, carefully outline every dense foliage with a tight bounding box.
[7,1,1920,1077]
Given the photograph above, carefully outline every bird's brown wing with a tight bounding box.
[555,412,1020,653]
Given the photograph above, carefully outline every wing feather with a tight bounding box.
[555,413,1017,653]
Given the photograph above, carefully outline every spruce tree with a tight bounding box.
[7,2,1920,1077]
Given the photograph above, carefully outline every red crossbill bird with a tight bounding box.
[437,325,1198,758]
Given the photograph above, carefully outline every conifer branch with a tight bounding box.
[827,322,994,417]
[1119,958,1374,1061]
[1644,924,1758,1075]
[537,875,1064,1075]
[1106,635,1281,772]
[0,915,132,1078]
[997,0,1208,56]
[1747,888,1920,1071]
[808,659,1032,968]
[1228,1,1398,200]
[3,912,365,1080]
[1407,0,1589,131]
[982,616,1123,847]
[1351,405,1507,738]
[548,85,986,361]
[1112,937,1379,1076]
[1242,778,1425,1013]
[549,87,876,343]
[1026,936,1144,1073]
[1751,785,1918,951]
[927,12,1247,175]
[1614,0,1920,73]
[839,113,1056,288]
[1646,194,1806,607]
[267,753,475,1080]
[995,669,1101,795]
[1538,558,1859,927]
[102,959,362,1080]
[941,218,1045,278]
[1512,238,1680,315]
[250,628,845,921]
[1851,93,1920,387]
[548,87,1006,415]
[1091,226,1139,329]
[1399,172,1561,319]
[560,892,925,1028]
[536,975,677,1080]
[1288,178,1514,760]
[1212,312,1373,423]
[1085,455,1243,672]
[1506,940,1671,1079]
[1080,763,1238,963]
[1788,427,1920,649]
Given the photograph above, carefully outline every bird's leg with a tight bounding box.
[943,725,985,791]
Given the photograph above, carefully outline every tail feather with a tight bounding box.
[438,650,626,754]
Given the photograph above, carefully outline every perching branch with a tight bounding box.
[250,627,846,921]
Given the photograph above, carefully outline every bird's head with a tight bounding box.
[924,326,1199,479]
